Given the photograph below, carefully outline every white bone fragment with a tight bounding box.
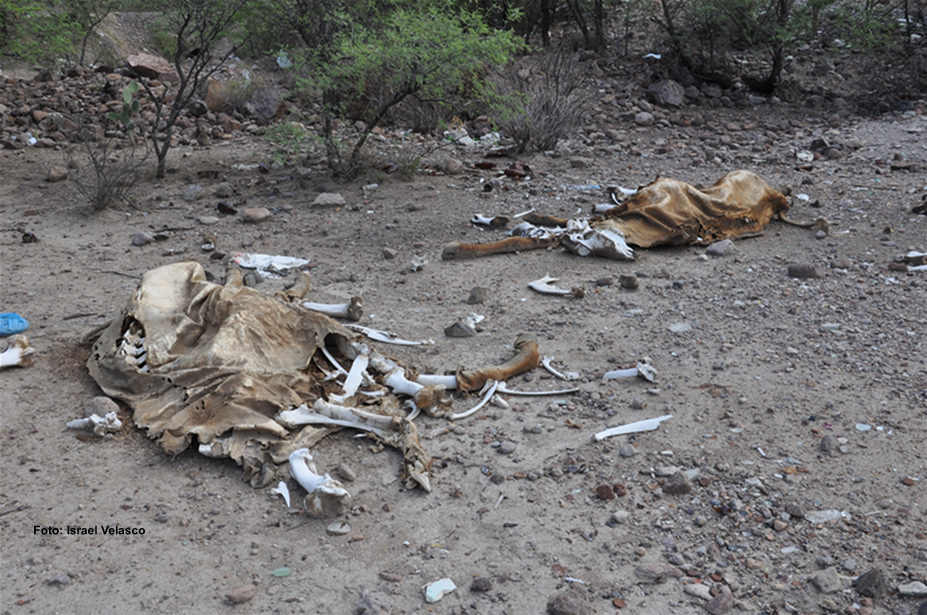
[345,324,434,346]
[448,380,499,421]
[594,203,615,213]
[509,221,557,240]
[542,356,580,381]
[270,481,291,507]
[529,274,583,297]
[66,411,122,436]
[594,414,674,441]
[385,367,424,398]
[302,296,363,321]
[416,374,459,390]
[909,264,927,272]
[470,214,499,226]
[495,382,579,396]
[512,207,536,218]
[198,438,230,458]
[0,335,35,368]
[330,353,369,403]
[603,362,657,382]
[411,255,427,271]
[288,448,350,517]
[490,394,510,409]
[564,219,634,260]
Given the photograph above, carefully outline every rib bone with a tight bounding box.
[288,448,351,517]
[345,324,434,346]
[448,380,498,421]
[0,335,35,368]
[542,356,580,381]
[302,296,363,321]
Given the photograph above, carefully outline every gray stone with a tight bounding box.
[467,286,489,304]
[663,471,693,495]
[706,239,735,257]
[647,80,686,108]
[811,566,842,593]
[84,396,119,417]
[634,562,683,583]
[854,568,886,598]
[618,444,636,458]
[312,192,345,207]
[182,184,205,201]
[618,274,639,290]
[706,585,734,615]
[131,232,155,247]
[356,590,392,615]
[898,581,927,597]
[126,53,176,80]
[241,207,272,223]
[444,321,476,338]
[47,573,71,586]
[498,440,517,455]
[442,158,464,175]
[820,435,838,453]
[546,586,593,615]
[471,577,493,592]
[334,463,356,482]
[198,215,220,225]
[226,584,256,604]
[213,182,234,198]
[634,111,655,127]
[787,263,819,279]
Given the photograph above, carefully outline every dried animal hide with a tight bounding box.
[598,169,790,248]
[87,261,430,488]
[443,170,791,260]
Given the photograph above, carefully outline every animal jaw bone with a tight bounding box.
[288,448,351,517]
[0,334,35,368]
[529,275,585,298]
[455,334,541,392]
[302,296,363,321]
[603,362,658,383]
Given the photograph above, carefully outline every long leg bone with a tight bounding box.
[529,275,584,298]
[603,362,657,383]
[456,334,541,392]
[542,356,580,381]
[0,335,35,368]
[288,448,351,517]
[442,235,561,260]
[302,296,364,321]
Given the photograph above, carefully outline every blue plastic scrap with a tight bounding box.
[0,313,29,337]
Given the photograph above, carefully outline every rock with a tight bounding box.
[334,463,356,482]
[546,586,593,615]
[618,444,636,458]
[47,573,71,586]
[618,274,639,290]
[684,583,712,600]
[634,112,655,127]
[787,263,819,279]
[442,157,464,175]
[897,581,927,597]
[214,182,234,198]
[46,166,68,182]
[855,568,887,597]
[663,471,693,495]
[706,585,734,615]
[126,53,176,80]
[356,590,392,615]
[225,584,256,604]
[611,510,630,524]
[444,321,476,338]
[471,577,493,592]
[312,192,345,207]
[811,567,842,593]
[199,215,220,225]
[423,578,456,603]
[241,207,272,223]
[467,286,489,304]
[596,484,615,500]
[820,434,838,453]
[382,247,398,260]
[182,184,205,201]
[132,232,155,246]
[205,79,232,112]
[647,80,686,108]
[706,239,735,257]
[499,440,517,455]
[634,562,683,583]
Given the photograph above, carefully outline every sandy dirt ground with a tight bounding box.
[1,92,926,615]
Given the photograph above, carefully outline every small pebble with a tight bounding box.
[241,207,272,223]
[618,274,639,290]
[787,263,819,279]
[226,584,256,604]
[471,577,493,592]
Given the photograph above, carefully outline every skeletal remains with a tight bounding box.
[87,262,586,515]
[0,335,34,369]
[443,170,826,261]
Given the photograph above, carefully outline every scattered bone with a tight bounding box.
[594,414,673,441]
[529,274,584,298]
[455,334,541,392]
[329,353,369,403]
[66,411,122,437]
[0,334,35,368]
[410,255,427,271]
[270,481,291,507]
[362,345,451,415]
[345,324,434,346]
[301,296,363,321]
[442,233,559,260]
[470,214,510,228]
[288,448,351,517]
[542,356,580,381]
[604,362,657,382]
[496,382,579,396]
[563,219,634,260]
[416,374,459,390]
[448,380,499,421]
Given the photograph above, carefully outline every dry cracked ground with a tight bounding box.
[1,54,927,615]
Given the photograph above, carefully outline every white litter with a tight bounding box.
[232,253,310,278]
[594,414,673,441]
